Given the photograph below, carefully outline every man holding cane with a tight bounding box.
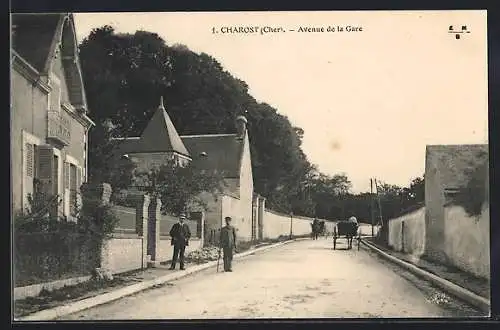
[219,216,237,272]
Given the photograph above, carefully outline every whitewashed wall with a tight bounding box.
[443,204,490,279]
[101,236,144,275]
[388,207,426,258]
[157,238,203,263]
[261,209,334,240]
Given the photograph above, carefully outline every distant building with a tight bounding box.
[11,13,95,218]
[114,98,255,242]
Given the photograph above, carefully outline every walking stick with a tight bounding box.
[216,226,223,273]
[216,244,222,273]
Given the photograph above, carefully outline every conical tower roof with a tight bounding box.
[138,96,190,157]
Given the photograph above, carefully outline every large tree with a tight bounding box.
[133,160,226,215]
[79,26,314,214]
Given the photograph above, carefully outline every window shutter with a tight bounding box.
[25,143,34,177]
[35,145,55,195]
[53,155,59,196]
[64,162,70,189]
[76,166,82,191]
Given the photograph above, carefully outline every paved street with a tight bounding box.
[60,239,483,319]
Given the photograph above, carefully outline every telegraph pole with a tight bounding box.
[374,178,383,226]
[289,211,293,239]
[370,178,375,237]
[374,178,384,242]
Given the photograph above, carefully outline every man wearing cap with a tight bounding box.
[169,213,191,270]
[220,216,237,272]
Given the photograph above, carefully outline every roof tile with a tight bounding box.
[11,13,62,72]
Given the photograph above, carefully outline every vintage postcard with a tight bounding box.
[11,10,489,320]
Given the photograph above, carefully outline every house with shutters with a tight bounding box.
[11,13,95,219]
[113,97,255,242]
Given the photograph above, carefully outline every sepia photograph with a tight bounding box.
[11,10,490,320]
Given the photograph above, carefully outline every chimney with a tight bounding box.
[235,115,247,140]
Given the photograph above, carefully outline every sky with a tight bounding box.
[73,11,488,193]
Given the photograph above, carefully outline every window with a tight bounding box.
[22,132,42,212]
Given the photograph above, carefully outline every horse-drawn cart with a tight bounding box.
[333,221,361,250]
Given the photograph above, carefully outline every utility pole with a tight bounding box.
[340,190,345,220]
[289,211,293,240]
[370,178,375,237]
[374,178,384,242]
[374,178,383,225]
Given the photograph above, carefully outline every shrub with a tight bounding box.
[79,184,120,238]
[14,190,69,233]
[453,159,488,217]
[13,190,100,286]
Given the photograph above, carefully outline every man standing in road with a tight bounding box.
[220,216,237,272]
[169,213,191,270]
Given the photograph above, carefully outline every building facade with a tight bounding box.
[115,98,255,241]
[423,144,489,278]
[11,13,94,218]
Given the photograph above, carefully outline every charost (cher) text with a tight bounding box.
[211,25,364,35]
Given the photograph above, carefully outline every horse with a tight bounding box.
[311,220,326,240]
[310,222,317,240]
[318,220,326,238]
[333,221,359,250]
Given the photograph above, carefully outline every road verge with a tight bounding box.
[16,237,308,321]
[360,239,490,314]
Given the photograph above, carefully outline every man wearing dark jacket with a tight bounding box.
[169,213,191,270]
[219,216,237,272]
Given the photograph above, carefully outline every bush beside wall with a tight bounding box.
[14,231,99,287]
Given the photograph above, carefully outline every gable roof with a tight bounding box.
[180,134,245,178]
[11,13,90,113]
[119,98,190,157]
[426,144,488,189]
[112,102,248,180]
[114,133,246,180]
[11,13,62,72]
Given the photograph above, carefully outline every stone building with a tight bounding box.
[114,98,255,242]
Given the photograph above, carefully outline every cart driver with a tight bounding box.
[348,216,358,225]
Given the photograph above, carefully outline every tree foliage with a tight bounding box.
[79,26,312,214]
[452,152,488,217]
[132,160,226,215]
[79,26,428,221]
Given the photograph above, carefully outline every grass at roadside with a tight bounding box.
[14,275,131,318]
[362,237,490,299]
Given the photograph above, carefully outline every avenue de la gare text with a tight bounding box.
[212,25,364,35]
